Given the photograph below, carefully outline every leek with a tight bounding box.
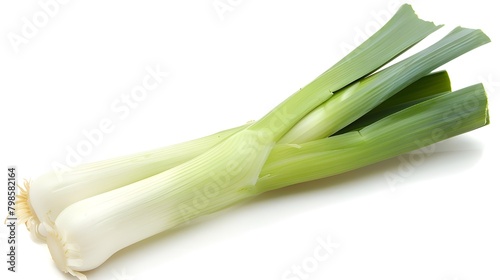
[18,3,441,242]
[43,83,489,279]
[16,71,448,242]
[13,4,491,280]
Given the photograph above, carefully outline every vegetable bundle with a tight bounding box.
[16,4,490,279]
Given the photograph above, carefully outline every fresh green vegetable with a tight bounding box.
[16,71,447,243]
[16,4,490,280]
[18,4,441,243]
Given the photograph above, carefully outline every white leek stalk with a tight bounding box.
[16,125,246,241]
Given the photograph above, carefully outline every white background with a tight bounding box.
[1,1,499,279]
